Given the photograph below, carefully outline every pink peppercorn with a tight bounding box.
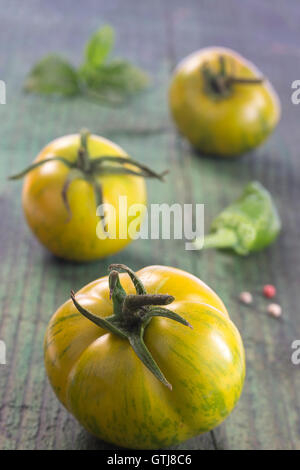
[239,291,253,304]
[263,284,276,298]
[267,303,282,318]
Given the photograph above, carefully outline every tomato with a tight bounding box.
[12,131,164,262]
[169,47,280,157]
[44,263,245,449]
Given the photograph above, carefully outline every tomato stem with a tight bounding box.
[195,228,238,250]
[202,55,264,98]
[9,129,167,222]
[109,263,146,294]
[70,264,192,389]
[77,129,92,173]
[8,156,74,180]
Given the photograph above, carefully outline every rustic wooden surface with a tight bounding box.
[0,0,300,450]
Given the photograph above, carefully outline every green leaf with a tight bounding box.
[84,25,115,68]
[79,59,150,104]
[23,25,150,105]
[24,55,80,96]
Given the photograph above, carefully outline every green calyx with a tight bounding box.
[70,263,192,390]
[194,181,281,255]
[202,55,264,98]
[9,129,168,221]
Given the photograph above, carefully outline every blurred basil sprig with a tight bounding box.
[24,25,150,105]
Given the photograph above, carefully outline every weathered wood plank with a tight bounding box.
[0,0,299,450]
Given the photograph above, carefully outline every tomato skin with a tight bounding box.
[169,47,280,157]
[22,134,146,261]
[44,265,245,449]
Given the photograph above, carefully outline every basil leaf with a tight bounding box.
[24,55,80,96]
[23,26,150,105]
[79,60,149,104]
[84,25,115,68]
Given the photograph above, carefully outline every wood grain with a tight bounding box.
[0,0,299,450]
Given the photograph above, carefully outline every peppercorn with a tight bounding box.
[263,284,276,298]
[267,303,282,318]
[239,291,253,304]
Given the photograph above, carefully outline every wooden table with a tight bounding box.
[0,0,299,450]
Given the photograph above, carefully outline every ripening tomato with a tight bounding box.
[11,131,164,261]
[169,47,280,157]
[44,263,245,449]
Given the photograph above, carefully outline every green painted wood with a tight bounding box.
[0,0,299,450]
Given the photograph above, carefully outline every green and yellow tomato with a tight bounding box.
[11,131,164,262]
[44,263,245,449]
[169,47,280,157]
